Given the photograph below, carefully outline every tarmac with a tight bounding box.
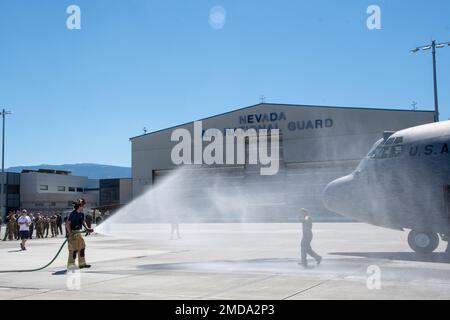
[0,222,450,300]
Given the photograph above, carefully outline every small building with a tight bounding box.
[19,169,98,212]
[99,178,132,207]
[89,178,132,223]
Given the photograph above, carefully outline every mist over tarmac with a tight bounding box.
[94,163,360,251]
[95,166,300,248]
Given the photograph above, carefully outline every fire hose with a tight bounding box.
[0,229,90,273]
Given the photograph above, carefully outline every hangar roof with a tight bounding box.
[129,102,434,141]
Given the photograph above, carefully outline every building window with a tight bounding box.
[58,186,66,192]
[50,202,56,206]
[68,187,75,192]
[7,185,20,194]
[35,203,44,207]
[76,187,83,193]
[40,185,48,191]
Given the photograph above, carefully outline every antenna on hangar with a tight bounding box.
[260,95,266,104]
[143,127,148,134]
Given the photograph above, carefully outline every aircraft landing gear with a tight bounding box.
[441,234,450,255]
[407,230,440,254]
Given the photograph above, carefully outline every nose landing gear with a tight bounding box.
[407,230,440,253]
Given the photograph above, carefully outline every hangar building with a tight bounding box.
[130,103,434,221]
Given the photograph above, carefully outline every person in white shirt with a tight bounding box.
[17,209,31,251]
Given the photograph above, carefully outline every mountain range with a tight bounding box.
[6,163,131,180]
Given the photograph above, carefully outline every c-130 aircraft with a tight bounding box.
[324,120,450,254]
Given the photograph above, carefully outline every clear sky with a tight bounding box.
[0,0,449,167]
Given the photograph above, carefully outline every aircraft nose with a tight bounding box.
[323,174,356,215]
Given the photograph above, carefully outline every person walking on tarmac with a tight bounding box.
[66,198,93,270]
[299,208,322,268]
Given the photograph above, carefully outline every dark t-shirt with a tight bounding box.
[302,217,313,239]
[68,210,84,231]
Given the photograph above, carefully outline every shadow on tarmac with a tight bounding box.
[135,258,357,275]
[52,270,68,275]
[330,252,450,264]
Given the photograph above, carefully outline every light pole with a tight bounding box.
[0,109,11,220]
[411,40,450,122]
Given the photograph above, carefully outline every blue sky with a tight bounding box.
[0,0,449,167]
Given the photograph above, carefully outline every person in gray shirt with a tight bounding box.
[299,208,322,268]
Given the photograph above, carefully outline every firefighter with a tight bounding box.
[299,208,322,268]
[66,198,93,270]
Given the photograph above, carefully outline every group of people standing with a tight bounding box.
[1,209,94,244]
[1,211,65,242]
[0,199,95,269]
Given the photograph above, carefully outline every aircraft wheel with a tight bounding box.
[408,230,439,253]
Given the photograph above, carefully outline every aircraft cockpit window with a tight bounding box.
[382,137,403,146]
[394,137,403,144]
